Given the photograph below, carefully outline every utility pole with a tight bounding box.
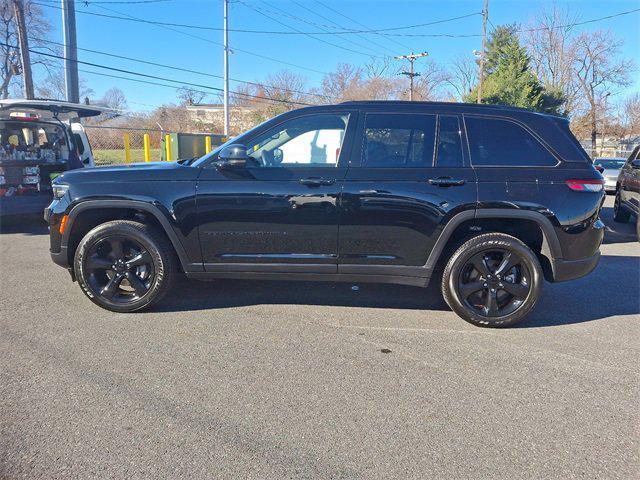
[223,0,230,136]
[395,52,428,101]
[477,0,489,104]
[13,0,34,99]
[61,0,79,103]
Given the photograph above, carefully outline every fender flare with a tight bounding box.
[62,199,198,272]
[424,208,563,271]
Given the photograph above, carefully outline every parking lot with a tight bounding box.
[1,196,638,479]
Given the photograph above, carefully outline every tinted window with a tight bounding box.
[465,116,557,166]
[363,114,436,167]
[247,114,348,167]
[436,116,464,167]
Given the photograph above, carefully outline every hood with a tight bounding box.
[55,161,200,184]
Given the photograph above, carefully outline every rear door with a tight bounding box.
[338,110,477,277]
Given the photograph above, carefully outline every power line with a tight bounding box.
[266,0,384,57]
[0,40,314,106]
[286,0,396,56]
[34,0,481,36]
[313,0,412,52]
[77,68,303,108]
[34,1,330,75]
[30,36,336,101]
[368,7,640,37]
[237,0,386,59]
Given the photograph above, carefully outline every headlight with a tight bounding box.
[52,184,69,199]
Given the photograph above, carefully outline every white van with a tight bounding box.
[0,100,102,217]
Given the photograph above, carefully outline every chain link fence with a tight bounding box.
[84,126,165,166]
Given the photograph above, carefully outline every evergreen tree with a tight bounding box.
[465,26,566,115]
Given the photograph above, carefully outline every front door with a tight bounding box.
[196,111,356,273]
[339,111,477,277]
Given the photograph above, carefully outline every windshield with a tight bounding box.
[594,159,625,169]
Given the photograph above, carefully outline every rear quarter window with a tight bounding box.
[465,116,557,167]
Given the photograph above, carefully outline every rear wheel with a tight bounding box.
[74,220,176,312]
[613,191,631,223]
[442,233,542,328]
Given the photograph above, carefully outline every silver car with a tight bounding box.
[593,157,626,193]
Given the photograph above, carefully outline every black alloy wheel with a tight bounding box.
[442,233,542,327]
[84,235,155,304]
[74,220,176,312]
[457,249,531,318]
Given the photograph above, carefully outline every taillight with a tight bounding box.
[565,179,605,192]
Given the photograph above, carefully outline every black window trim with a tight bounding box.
[203,110,356,169]
[434,114,467,168]
[462,113,561,168]
[356,111,438,168]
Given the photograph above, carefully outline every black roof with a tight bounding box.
[334,100,565,120]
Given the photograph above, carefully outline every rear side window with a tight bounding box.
[363,114,436,167]
[436,116,464,167]
[465,116,557,167]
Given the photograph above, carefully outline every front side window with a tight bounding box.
[362,114,436,167]
[247,113,348,167]
[465,116,557,167]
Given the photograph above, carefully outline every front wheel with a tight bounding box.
[74,220,177,312]
[442,233,542,328]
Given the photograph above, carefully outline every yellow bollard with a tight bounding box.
[205,136,211,154]
[123,133,131,163]
[143,133,151,162]
[165,134,172,161]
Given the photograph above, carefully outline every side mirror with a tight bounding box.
[631,159,640,169]
[217,144,251,169]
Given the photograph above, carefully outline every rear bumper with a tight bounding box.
[551,251,601,282]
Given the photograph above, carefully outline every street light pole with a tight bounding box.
[223,0,230,136]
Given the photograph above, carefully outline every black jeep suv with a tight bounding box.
[45,101,605,327]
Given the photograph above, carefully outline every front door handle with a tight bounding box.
[300,178,335,187]
[427,177,466,187]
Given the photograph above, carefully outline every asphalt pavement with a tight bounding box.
[1,196,639,479]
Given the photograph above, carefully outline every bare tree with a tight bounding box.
[0,0,57,98]
[321,63,365,102]
[572,30,634,151]
[36,68,94,101]
[98,87,128,112]
[525,6,580,114]
[176,86,207,106]
[446,55,477,101]
[410,59,450,101]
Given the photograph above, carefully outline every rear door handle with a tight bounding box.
[300,178,335,187]
[427,177,466,187]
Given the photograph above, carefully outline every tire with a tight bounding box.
[613,191,631,223]
[442,233,543,328]
[73,220,177,313]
